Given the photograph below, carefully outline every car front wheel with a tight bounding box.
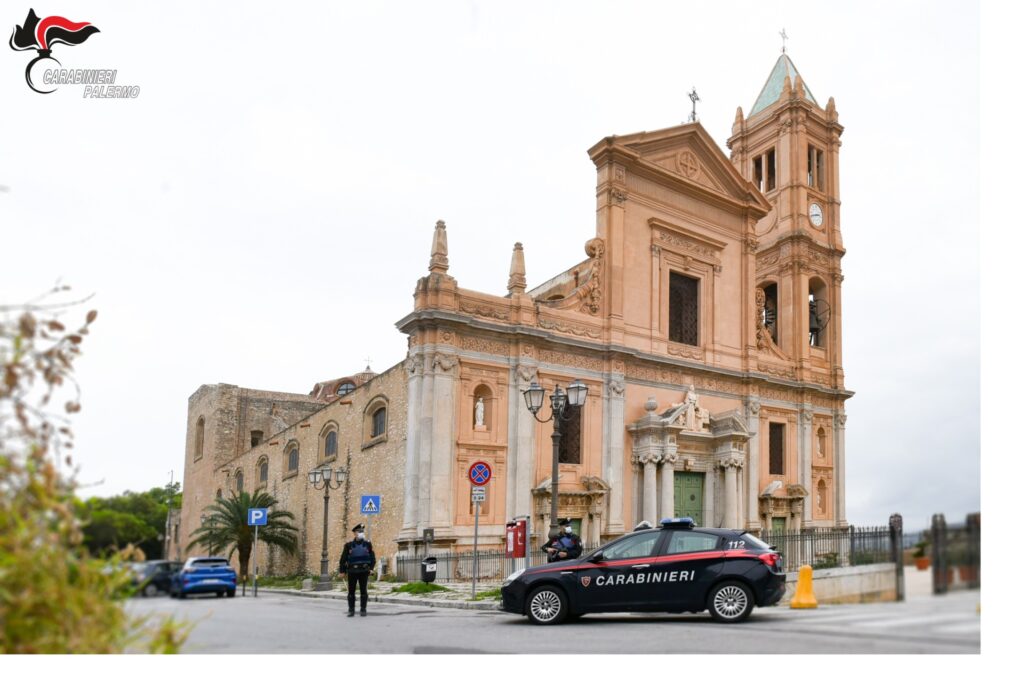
[526,586,568,625]
[707,581,754,623]
[143,583,158,598]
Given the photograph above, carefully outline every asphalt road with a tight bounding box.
[127,587,980,654]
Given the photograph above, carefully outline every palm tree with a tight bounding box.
[187,490,298,581]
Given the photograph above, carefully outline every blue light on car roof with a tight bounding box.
[660,517,695,527]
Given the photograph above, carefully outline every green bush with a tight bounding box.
[470,587,502,601]
[392,581,450,594]
[811,552,839,570]
[0,294,187,653]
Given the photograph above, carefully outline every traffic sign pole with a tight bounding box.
[472,496,480,599]
[253,523,259,598]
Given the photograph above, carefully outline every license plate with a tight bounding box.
[202,579,219,584]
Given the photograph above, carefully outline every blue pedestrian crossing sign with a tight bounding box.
[361,495,381,515]
[248,508,268,526]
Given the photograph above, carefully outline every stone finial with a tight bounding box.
[782,75,792,98]
[507,242,527,295]
[644,397,658,415]
[732,106,744,135]
[794,75,805,99]
[429,219,449,274]
[826,96,838,121]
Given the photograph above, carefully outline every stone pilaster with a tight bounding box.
[429,352,459,537]
[509,363,537,521]
[605,376,626,534]
[416,354,435,532]
[834,412,848,526]
[745,397,761,530]
[642,455,659,525]
[400,354,424,541]
[799,406,814,526]
[660,451,677,521]
[720,456,744,529]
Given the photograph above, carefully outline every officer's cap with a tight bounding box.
[352,523,365,532]
[558,518,572,526]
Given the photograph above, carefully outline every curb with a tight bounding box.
[260,587,503,612]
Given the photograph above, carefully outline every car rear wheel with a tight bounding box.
[707,581,753,623]
[142,583,158,598]
[227,589,236,598]
[526,586,568,625]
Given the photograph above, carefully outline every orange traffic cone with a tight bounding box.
[790,565,818,609]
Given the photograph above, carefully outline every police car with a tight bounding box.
[500,518,784,625]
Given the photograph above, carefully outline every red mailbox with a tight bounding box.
[506,519,527,558]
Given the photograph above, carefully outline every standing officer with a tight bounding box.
[339,523,376,616]
[541,518,583,563]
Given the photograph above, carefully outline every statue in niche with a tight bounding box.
[475,396,486,428]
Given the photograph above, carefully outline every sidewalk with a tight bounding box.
[260,580,506,611]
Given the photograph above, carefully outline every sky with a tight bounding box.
[0,0,981,531]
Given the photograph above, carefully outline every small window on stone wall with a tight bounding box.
[287,444,299,473]
[372,408,386,437]
[364,397,388,444]
[321,426,338,462]
[235,470,243,493]
[558,405,582,465]
[251,431,263,448]
[258,457,269,486]
[216,488,222,499]
[194,417,205,460]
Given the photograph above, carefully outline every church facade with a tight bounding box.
[180,54,852,572]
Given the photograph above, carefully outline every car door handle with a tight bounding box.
[561,571,575,575]
[631,564,650,569]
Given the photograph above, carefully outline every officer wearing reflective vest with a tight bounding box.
[339,523,376,616]
[541,518,582,563]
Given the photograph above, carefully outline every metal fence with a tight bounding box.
[395,550,550,583]
[930,513,980,594]
[395,523,899,582]
[757,526,893,571]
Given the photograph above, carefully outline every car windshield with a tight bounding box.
[192,559,229,568]
[740,533,772,550]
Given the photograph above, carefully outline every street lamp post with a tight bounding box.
[308,465,347,591]
[523,378,588,541]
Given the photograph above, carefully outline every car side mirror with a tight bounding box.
[590,551,604,563]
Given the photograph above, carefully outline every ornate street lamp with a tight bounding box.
[523,379,588,541]
[308,465,347,591]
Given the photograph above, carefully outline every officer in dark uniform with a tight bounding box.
[339,523,376,616]
[541,518,583,563]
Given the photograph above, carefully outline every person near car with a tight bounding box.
[339,523,376,617]
[541,518,583,563]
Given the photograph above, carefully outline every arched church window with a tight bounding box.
[286,443,299,473]
[372,407,386,438]
[235,469,243,493]
[364,397,389,444]
[320,425,338,462]
[336,381,356,397]
[808,278,829,348]
[257,456,269,486]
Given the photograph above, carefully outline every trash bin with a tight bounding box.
[421,557,437,583]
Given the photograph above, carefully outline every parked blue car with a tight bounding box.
[169,557,237,598]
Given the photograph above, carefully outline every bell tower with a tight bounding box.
[728,53,846,389]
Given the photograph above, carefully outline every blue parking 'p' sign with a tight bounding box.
[248,508,268,526]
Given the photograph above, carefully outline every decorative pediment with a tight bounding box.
[589,123,772,216]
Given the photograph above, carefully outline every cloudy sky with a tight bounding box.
[0,0,980,531]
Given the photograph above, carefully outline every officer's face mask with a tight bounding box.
[357,532,366,540]
[564,526,573,534]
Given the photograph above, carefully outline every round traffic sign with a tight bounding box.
[468,461,492,486]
